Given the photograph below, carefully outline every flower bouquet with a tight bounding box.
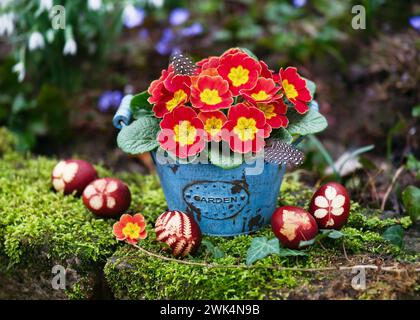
[114,48,327,236]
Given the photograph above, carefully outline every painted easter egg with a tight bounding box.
[183,181,249,220]
[82,178,131,217]
[271,206,318,249]
[155,210,202,257]
[309,182,350,230]
[52,159,98,195]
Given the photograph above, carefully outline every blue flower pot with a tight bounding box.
[151,152,286,236]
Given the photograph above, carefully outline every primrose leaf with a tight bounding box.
[269,128,293,144]
[130,91,153,118]
[202,240,225,259]
[402,186,420,222]
[287,108,328,136]
[209,143,244,169]
[238,47,259,60]
[117,116,160,154]
[246,237,280,265]
[382,225,404,248]
[303,77,316,98]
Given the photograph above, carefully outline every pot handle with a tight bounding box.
[112,94,133,129]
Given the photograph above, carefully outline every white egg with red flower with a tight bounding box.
[155,210,202,257]
[51,159,98,195]
[82,178,131,217]
[271,206,318,249]
[309,182,350,230]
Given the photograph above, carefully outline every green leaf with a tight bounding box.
[238,47,259,60]
[406,154,420,179]
[246,237,280,265]
[202,240,225,259]
[299,229,345,247]
[278,247,307,257]
[130,91,153,119]
[412,105,420,118]
[303,77,316,97]
[382,225,404,248]
[402,186,420,222]
[209,143,243,169]
[287,109,328,136]
[269,128,293,144]
[321,229,346,239]
[117,116,160,155]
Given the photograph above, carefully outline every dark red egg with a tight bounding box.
[82,178,131,217]
[155,210,202,257]
[271,206,318,249]
[309,182,350,230]
[51,159,98,195]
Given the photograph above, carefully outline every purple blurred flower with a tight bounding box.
[122,5,145,29]
[409,16,420,31]
[292,0,307,8]
[138,28,149,40]
[155,28,175,55]
[98,90,123,112]
[179,22,203,37]
[169,8,189,26]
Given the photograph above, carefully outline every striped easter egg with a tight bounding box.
[155,210,202,257]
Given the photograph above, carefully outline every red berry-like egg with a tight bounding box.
[52,159,98,195]
[155,210,202,257]
[271,206,318,249]
[83,178,131,217]
[309,182,350,230]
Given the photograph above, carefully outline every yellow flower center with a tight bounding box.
[122,222,141,239]
[204,117,223,137]
[251,90,269,101]
[258,104,276,119]
[282,80,298,99]
[174,120,197,146]
[233,117,257,141]
[166,89,187,111]
[228,65,249,87]
[200,89,222,105]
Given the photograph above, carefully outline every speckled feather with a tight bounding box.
[170,52,197,75]
[264,140,304,166]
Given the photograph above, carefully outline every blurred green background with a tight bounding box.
[0,0,419,215]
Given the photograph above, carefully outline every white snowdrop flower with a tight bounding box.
[28,31,45,51]
[88,0,102,11]
[148,0,164,8]
[63,38,77,55]
[39,0,53,12]
[0,13,15,36]
[12,62,25,82]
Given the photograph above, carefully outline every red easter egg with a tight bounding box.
[271,206,318,249]
[309,182,350,230]
[155,210,202,257]
[82,178,131,217]
[52,159,98,195]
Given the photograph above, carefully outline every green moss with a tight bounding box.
[0,127,17,155]
[104,172,418,300]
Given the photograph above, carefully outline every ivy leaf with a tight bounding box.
[117,116,160,155]
[209,144,243,169]
[202,239,225,259]
[299,229,345,247]
[287,108,328,136]
[382,225,404,248]
[246,237,280,265]
[278,247,307,257]
[238,47,259,60]
[402,186,420,222]
[303,77,316,98]
[269,128,293,144]
[321,229,346,239]
[130,91,153,119]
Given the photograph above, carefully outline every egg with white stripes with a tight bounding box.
[155,210,202,257]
